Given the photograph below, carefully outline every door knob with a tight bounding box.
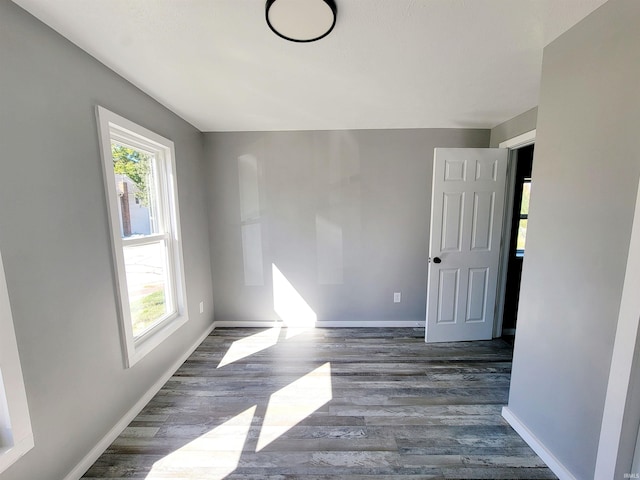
[433,257,442,264]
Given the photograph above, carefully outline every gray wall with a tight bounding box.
[205,129,489,326]
[0,3,213,479]
[507,0,640,478]
[489,107,537,147]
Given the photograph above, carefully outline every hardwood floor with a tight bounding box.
[82,327,556,479]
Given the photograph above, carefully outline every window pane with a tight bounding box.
[123,242,171,337]
[517,219,528,251]
[111,143,159,238]
[520,181,531,215]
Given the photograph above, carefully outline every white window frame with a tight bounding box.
[0,250,34,474]
[96,106,189,367]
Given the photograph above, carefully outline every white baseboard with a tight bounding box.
[502,328,516,336]
[213,320,425,328]
[317,320,424,327]
[213,320,279,328]
[502,406,576,480]
[64,322,215,480]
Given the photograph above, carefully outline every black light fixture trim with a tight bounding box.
[265,0,337,43]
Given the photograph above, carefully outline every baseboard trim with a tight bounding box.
[317,321,424,328]
[502,406,576,480]
[502,328,516,336]
[213,320,425,328]
[63,322,215,480]
[213,320,279,328]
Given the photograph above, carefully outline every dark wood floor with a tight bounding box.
[82,327,556,479]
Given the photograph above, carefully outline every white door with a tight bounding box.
[426,148,508,342]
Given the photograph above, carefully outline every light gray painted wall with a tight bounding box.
[507,0,640,478]
[489,107,537,147]
[205,129,489,325]
[0,3,213,479]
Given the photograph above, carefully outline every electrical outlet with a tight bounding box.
[199,301,204,314]
[394,292,401,303]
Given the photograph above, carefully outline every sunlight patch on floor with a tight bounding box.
[272,263,317,338]
[146,405,255,479]
[218,324,281,368]
[284,326,313,339]
[256,362,332,452]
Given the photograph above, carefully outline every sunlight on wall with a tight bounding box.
[256,362,332,452]
[146,406,256,479]
[239,154,264,286]
[272,264,317,333]
[218,325,281,368]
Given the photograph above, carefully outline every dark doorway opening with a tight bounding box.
[502,144,534,334]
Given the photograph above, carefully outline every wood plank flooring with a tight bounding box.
[82,327,556,479]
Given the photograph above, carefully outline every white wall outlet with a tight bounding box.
[394,292,401,303]
[199,301,204,314]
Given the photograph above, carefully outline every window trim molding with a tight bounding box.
[0,250,34,474]
[96,106,189,367]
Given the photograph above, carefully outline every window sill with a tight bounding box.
[0,434,34,475]
[125,313,189,367]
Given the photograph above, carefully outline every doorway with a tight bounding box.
[501,144,533,335]
[424,136,535,343]
[493,130,536,339]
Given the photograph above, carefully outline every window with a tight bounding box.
[96,107,188,367]
[0,250,34,474]
[516,178,531,256]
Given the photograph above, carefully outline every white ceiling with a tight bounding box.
[12,0,607,132]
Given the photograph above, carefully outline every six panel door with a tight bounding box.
[426,148,508,342]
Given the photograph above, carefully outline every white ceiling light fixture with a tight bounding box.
[266,0,337,43]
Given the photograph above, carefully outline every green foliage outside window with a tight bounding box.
[130,289,166,337]
[112,144,151,206]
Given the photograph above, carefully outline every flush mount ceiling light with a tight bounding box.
[266,0,337,43]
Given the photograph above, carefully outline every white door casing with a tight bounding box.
[426,148,508,342]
